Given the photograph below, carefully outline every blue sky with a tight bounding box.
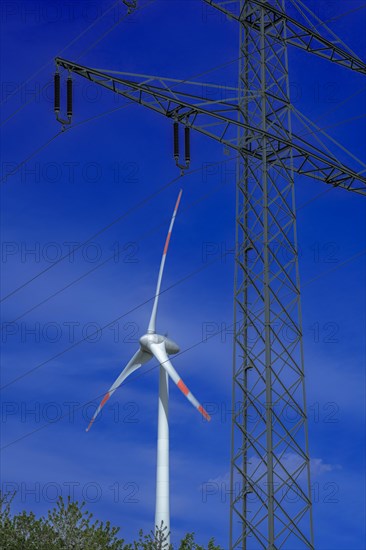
[0,0,365,548]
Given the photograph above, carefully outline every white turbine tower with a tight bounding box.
[86,189,211,544]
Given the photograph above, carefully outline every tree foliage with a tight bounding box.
[0,493,222,550]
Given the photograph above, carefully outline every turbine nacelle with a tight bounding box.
[140,333,180,355]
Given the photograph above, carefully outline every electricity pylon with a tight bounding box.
[54,1,366,548]
[231,2,312,548]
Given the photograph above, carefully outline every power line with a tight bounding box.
[1,4,363,375]
[0,152,236,303]
[2,0,364,127]
[0,119,354,338]
[0,315,229,452]
[0,166,182,301]
[0,0,122,107]
[1,187,363,394]
[1,244,364,452]
[0,0,155,128]
[0,253,224,392]
[290,0,363,59]
[1,173,235,326]
[0,100,136,187]
[302,250,366,288]
[0,98,364,322]
[0,131,64,184]
[0,46,272,301]
[320,3,366,26]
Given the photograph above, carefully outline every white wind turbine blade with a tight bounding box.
[149,341,211,421]
[86,349,152,432]
[147,189,183,334]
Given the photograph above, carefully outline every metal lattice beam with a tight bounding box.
[56,57,366,194]
[203,0,366,75]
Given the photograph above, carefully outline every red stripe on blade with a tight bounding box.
[177,379,189,396]
[174,189,183,212]
[100,392,111,408]
[163,232,172,255]
[86,418,95,432]
[199,405,211,421]
[86,392,111,432]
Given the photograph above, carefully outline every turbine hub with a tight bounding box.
[139,333,164,350]
[140,333,180,355]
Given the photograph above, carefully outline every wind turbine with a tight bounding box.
[86,189,211,544]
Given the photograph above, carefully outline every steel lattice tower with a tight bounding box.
[231,1,313,548]
[54,0,366,547]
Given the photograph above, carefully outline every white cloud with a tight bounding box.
[310,457,341,477]
[204,453,341,491]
